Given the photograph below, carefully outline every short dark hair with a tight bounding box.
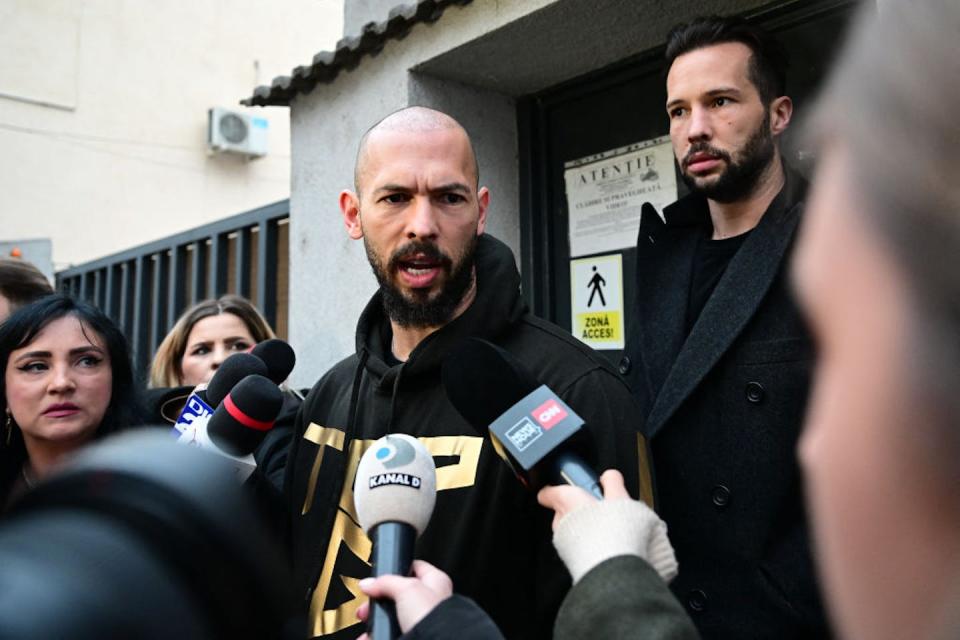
[0,294,142,500]
[0,258,54,313]
[665,15,788,105]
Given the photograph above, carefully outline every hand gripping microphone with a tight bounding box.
[441,338,603,499]
[354,434,437,640]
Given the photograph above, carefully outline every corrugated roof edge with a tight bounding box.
[242,0,474,107]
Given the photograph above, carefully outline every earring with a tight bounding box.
[5,412,12,446]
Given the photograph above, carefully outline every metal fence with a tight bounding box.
[56,200,290,380]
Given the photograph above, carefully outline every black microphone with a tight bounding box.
[250,339,296,385]
[354,434,437,640]
[441,338,603,499]
[172,352,268,438]
[207,374,284,457]
[206,353,269,407]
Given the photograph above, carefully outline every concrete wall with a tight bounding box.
[0,0,343,269]
[286,0,783,384]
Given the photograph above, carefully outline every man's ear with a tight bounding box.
[476,186,490,236]
[770,96,793,137]
[339,190,363,240]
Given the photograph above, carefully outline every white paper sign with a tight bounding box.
[570,253,624,350]
[564,136,677,258]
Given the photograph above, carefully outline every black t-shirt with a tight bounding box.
[686,228,751,332]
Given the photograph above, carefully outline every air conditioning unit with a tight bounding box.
[207,107,268,158]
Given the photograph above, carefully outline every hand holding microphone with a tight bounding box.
[354,434,437,640]
[538,469,678,584]
[356,560,453,639]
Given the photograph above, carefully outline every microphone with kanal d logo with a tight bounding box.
[354,434,437,640]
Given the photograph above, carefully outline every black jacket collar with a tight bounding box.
[637,168,808,438]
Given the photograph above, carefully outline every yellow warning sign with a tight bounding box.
[575,311,622,342]
[570,254,624,350]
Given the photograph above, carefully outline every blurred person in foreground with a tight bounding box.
[793,1,960,638]
[0,258,54,324]
[1,294,141,509]
[356,2,960,639]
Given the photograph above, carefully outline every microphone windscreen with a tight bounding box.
[206,353,268,408]
[207,374,283,456]
[354,434,436,537]
[441,338,540,432]
[250,339,296,384]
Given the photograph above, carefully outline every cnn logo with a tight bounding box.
[532,399,567,430]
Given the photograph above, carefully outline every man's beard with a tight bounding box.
[364,237,478,329]
[680,112,776,204]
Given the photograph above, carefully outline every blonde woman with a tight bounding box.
[149,295,275,389]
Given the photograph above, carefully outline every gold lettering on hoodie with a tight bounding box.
[302,428,484,637]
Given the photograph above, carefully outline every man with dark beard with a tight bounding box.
[285,107,651,639]
[619,16,831,639]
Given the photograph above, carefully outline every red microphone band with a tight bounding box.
[223,394,275,432]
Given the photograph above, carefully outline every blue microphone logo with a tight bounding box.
[375,435,416,469]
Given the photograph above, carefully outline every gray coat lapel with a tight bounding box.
[645,175,805,439]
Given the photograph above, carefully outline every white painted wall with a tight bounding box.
[0,0,343,269]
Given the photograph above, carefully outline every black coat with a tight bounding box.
[621,171,831,639]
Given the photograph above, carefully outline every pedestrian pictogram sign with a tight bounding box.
[570,254,624,350]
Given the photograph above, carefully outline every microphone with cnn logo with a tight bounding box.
[442,338,603,500]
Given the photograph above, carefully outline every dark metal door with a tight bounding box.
[518,0,862,366]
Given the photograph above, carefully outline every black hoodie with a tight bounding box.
[286,235,652,639]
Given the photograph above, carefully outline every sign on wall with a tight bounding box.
[570,253,624,350]
[564,136,677,258]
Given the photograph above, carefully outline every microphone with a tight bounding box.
[250,339,296,385]
[354,434,437,640]
[172,352,268,438]
[207,374,283,457]
[441,338,603,499]
[206,353,269,407]
[176,372,283,481]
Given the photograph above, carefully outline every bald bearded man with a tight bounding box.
[283,107,652,639]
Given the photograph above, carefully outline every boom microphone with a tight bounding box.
[354,435,437,640]
[441,338,603,499]
[250,339,296,385]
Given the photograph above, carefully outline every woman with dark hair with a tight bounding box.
[1,294,141,508]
